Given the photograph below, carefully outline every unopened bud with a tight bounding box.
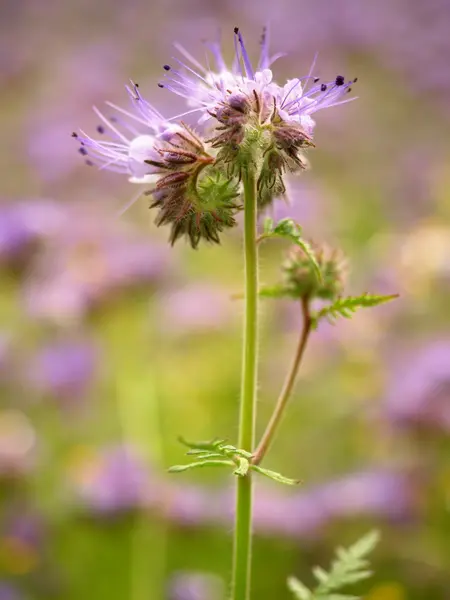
[282,242,347,300]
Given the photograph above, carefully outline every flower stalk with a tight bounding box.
[231,170,259,600]
[253,296,312,466]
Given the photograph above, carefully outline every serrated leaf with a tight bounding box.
[287,577,312,600]
[312,566,329,584]
[288,530,379,600]
[251,465,301,485]
[314,294,399,325]
[347,530,380,557]
[168,459,233,473]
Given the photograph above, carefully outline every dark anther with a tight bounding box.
[320,83,327,92]
[335,75,345,86]
[234,27,239,34]
[134,82,139,88]
[347,87,352,93]
[78,147,88,156]
[163,64,171,71]
[71,132,78,138]
[85,160,94,167]
[158,83,164,88]
[313,77,320,83]
[353,77,358,83]
[109,116,118,123]
[96,125,105,134]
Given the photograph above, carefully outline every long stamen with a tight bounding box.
[92,106,130,144]
[235,27,254,79]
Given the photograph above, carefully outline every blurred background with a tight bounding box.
[1,0,450,598]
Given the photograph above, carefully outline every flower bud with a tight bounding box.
[282,242,347,300]
[146,124,240,247]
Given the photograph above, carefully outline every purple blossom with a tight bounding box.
[0,200,65,264]
[0,583,24,600]
[71,445,153,514]
[160,27,357,134]
[23,210,170,323]
[27,339,98,402]
[384,340,450,433]
[160,284,234,333]
[72,82,179,183]
[165,469,415,537]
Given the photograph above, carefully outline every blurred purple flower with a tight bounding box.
[384,340,450,433]
[166,469,415,538]
[315,470,415,522]
[168,571,224,600]
[27,339,98,402]
[160,284,233,333]
[0,508,45,576]
[23,209,170,324]
[72,445,153,514]
[0,583,24,600]
[26,41,127,183]
[0,200,65,265]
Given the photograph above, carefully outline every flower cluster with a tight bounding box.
[74,28,356,245]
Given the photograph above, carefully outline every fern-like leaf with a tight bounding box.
[313,294,398,327]
[288,530,379,600]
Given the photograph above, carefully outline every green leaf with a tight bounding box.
[313,293,399,326]
[251,465,301,485]
[258,285,294,299]
[288,530,379,600]
[287,577,312,600]
[168,459,234,473]
[346,530,380,557]
[178,436,226,451]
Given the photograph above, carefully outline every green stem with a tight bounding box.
[231,171,259,600]
[252,297,311,466]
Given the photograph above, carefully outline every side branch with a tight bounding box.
[252,296,312,465]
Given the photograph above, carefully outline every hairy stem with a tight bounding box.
[231,171,259,600]
[253,297,311,466]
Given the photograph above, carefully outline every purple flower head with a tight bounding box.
[0,583,24,600]
[27,339,98,402]
[72,82,182,183]
[160,284,234,333]
[316,470,415,522]
[160,27,357,135]
[0,200,65,265]
[385,340,450,433]
[71,445,152,515]
[0,508,45,576]
[23,210,169,323]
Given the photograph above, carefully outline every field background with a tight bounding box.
[1,1,450,598]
